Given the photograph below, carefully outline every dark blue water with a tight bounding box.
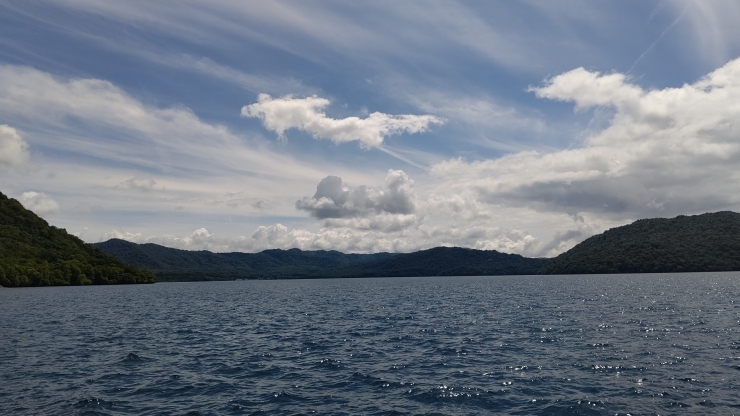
[1,273,740,415]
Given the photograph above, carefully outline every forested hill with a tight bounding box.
[339,247,548,278]
[0,192,155,287]
[93,239,548,281]
[544,211,740,274]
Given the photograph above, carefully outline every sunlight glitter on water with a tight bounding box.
[1,272,740,415]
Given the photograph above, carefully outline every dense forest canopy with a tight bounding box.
[0,192,155,287]
[544,212,740,274]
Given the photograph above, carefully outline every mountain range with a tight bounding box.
[2,189,740,286]
[92,240,548,281]
[94,211,740,281]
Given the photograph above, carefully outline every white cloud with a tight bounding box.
[18,191,60,216]
[0,65,340,183]
[97,166,609,257]
[11,4,740,258]
[0,65,375,223]
[0,124,29,169]
[323,214,417,233]
[431,57,740,219]
[529,68,643,112]
[296,170,417,232]
[422,225,541,254]
[101,225,372,253]
[97,167,562,254]
[242,94,443,148]
[102,221,545,255]
[244,222,544,254]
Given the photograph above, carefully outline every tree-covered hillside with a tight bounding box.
[544,212,740,274]
[340,247,548,277]
[0,192,156,287]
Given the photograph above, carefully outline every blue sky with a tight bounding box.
[2,1,740,255]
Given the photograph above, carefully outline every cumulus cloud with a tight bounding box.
[102,221,545,255]
[323,214,417,233]
[529,68,643,112]
[101,167,551,254]
[99,161,593,256]
[18,191,60,215]
[101,225,393,253]
[296,169,416,231]
[431,57,740,219]
[0,65,336,203]
[241,94,444,148]
[0,124,29,169]
[249,223,543,254]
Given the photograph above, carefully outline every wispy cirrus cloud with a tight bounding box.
[0,65,378,229]
[672,1,740,68]
[0,65,339,182]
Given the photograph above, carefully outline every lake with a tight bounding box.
[1,273,739,415]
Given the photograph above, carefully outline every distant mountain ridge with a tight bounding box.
[0,192,155,287]
[93,239,547,281]
[4,184,739,286]
[94,211,740,281]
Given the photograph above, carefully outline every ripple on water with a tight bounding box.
[1,273,740,415]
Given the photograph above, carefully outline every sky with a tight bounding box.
[2,0,740,257]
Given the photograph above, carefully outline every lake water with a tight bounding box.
[1,273,740,415]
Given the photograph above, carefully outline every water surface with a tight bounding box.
[1,273,740,415]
